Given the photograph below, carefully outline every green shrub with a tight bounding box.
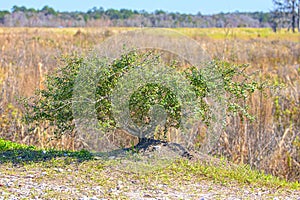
[21,51,260,142]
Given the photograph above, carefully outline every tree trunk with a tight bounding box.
[292,0,296,32]
[298,0,300,32]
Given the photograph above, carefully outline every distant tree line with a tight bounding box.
[0,5,295,30]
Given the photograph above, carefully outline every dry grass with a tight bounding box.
[0,27,299,181]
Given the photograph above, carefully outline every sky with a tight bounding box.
[0,0,274,15]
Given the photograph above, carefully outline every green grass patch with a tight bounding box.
[0,138,34,151]
[164,159,300,190]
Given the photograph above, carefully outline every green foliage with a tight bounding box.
[21,51,260,140]
[41,6,57,16]
[11,6,37,13]
[0,10,9,21]
[129,83,181,129]
[185,60,259,122]
[12,6,27,13]
[21,55,83,136]
[11,5,56,15]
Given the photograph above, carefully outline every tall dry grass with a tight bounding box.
[0,28,112,149]
[0,27,299,181]
[202,33,300,181]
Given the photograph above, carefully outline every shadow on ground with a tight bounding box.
[0,138,192,165]
[0,148,94,164]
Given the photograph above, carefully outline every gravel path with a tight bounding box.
[0,169,300,199]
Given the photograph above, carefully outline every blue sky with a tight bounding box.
[0,0,274,15]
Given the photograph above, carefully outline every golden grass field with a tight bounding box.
[0,27,299,40]
[0,27,299,181]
